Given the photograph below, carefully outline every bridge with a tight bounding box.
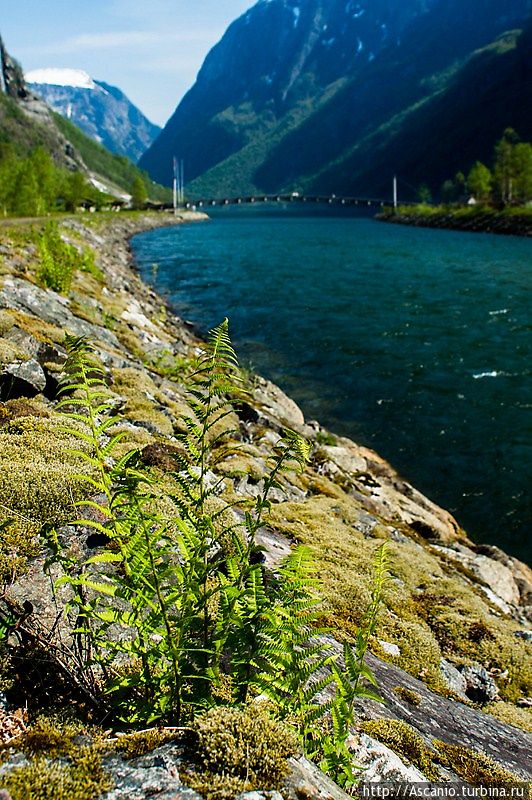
[178,194,401,210]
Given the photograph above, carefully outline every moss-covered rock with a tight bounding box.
[185,705,298,800]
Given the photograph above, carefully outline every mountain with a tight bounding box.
[0,37,169,202]
[26,69,161,163]
[140,0,532,199]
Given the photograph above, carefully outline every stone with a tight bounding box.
[100,743,202,800]
[460,664,499,703]
[286,755,352,800]
[1,358,47,398]
[514,630,532,642]
[252,377,305,429]
[432,545,521,608]
[318,444,367,475]
[439,659,468,701]
[378,640,400,657]
[0,276,121,350]
[348,732,428,782]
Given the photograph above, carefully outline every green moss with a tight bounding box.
[0,339,30,366]
[485,702,532,733]
[14,718,82,758]
[393,686,422,706]
[361,719,440,780]
[111,368,191,438]
[0,311,15,336]
[8,310,65,346]
[315,430,337,446]
[184,705,298,800]
[1,747,112,800]
[0,398,49,427]
[0,414,95,582]
[434,740,520,785]
[110,729,176,759]
[0,717,111,800]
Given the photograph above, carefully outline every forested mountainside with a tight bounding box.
[139,0,532,199]
[0,37,169,202]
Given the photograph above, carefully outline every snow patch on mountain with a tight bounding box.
[25,68,96,90]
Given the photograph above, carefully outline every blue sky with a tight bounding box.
[3,0,255,126]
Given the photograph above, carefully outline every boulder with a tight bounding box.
[252,378,305,430]
[460,664,499,704]
[432,544,521,609]
[347,732,427,782]
[439,659,468,701]
[0,358,46,399]
[0,276,121,350]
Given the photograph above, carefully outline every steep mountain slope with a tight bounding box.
[140,0,436,186]
[140,0,532,198]
[308,24,532,197]
[0,37,169,201]
[26,69,161,162]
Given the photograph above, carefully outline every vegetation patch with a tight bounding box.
[434,739,521,785]
[393,686,422,706]
[185,705,298,800]
[361,719,440,780]
[0,746,112,800]
[0,414,94,583]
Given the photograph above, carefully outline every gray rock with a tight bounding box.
[2,358,47,394]
[432,545,521,608]
[286,755,352,800]
[514,630,532,642]
[439,659,468,701]
[313,638,532,779]
[237,793,284,800]
[100,743,201,800]
[460,664,499,703]
[347,732,427,782]
[378,640,400,657]
[0,276,121,350]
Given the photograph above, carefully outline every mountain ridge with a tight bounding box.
[140,0,532,199]
[26,69,161,163]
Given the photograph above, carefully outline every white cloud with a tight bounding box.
[21,29,219,56]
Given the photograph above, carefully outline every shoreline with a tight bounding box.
[0,212,531,783]
[376,207,532,237]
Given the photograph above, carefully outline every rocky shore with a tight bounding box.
[377,207,532,237]
[0,212,530,798]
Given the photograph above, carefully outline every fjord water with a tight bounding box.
[132,207,531,562]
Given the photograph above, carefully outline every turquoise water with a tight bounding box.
[132,207,531,562]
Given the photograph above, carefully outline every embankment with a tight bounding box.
[0,212,530,793]
[377,206,532,236]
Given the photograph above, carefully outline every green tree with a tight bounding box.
[416,183,432,204]
[493,128,519,204]
[130,175,147,209]
[12,159,41,216]
[511,142,532,203]
[466,161,492,203]
[62,171,87,212]
[31,147,57,213]
[440,179,457,205]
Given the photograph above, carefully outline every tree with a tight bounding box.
[62,171,87,212]
[12,160,40,216]
[493,128,519,204]
[416,183,432,204]
[30,147,57,213]
[511,142,532,204]
[467,162,492,203]
[130,176,147,210]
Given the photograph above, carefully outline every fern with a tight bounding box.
[319,541,391,788]
[43,322,389,787]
